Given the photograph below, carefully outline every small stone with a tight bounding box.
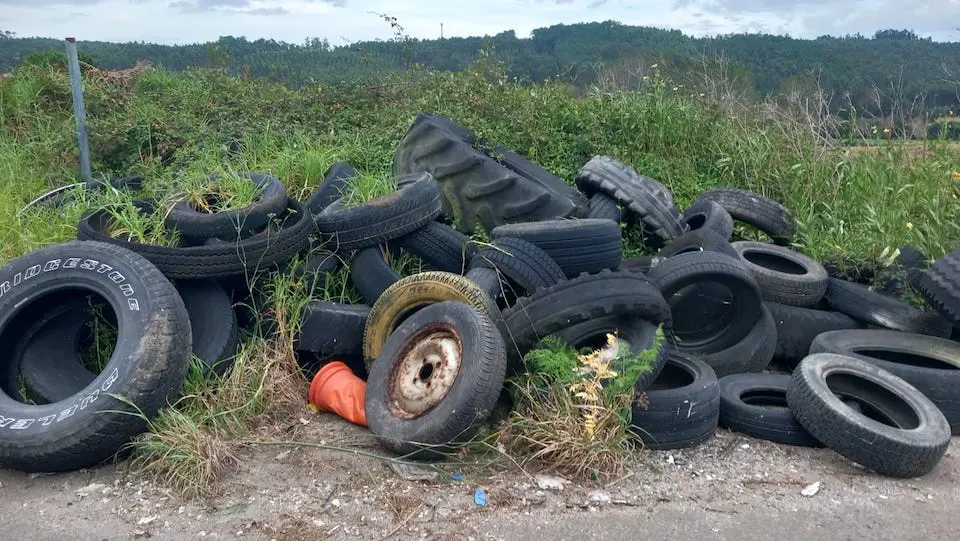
[666,455,675,465]
[740,444,750,450]
[76,483,107,497]
[534,474,569,491]
[801,482,821,497]
[138,515,159,526]
[331,499,341,507]
[588,491,611,505]
[274,451,291,461]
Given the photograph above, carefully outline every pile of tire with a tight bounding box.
[2,112,957,481]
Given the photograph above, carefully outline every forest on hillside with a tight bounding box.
[2,22,959,119]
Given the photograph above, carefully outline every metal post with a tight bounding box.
[65,37,93,187]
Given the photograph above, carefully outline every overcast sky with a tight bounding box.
[2,0,959,45]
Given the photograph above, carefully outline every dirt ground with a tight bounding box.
[1,412,958,541]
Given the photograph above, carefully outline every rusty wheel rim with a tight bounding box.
[387,323,463,419]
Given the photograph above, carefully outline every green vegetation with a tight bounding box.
[4,22,960,124]
[1,35,959,494]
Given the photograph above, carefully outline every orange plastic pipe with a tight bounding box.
[309,361,368,427]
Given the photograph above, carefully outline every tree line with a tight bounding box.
[2,22,958,117]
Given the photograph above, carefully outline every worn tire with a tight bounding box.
[363,271,505,374]
[630,351,720,450]
[657,228,739,260]
[350,246,401,305]
[315,172,443,251]
[824,278,953,338]
[786,353,951,478]
[469,236,567,297]
[294,301,370,358]
[732,241,829,307]
[586,193,623,223]
[695,188,796,245]
[491,218,623,278]
[0,240,192,473]
[679,198,734,240]
[718,373,821,447]
[810,329,960,435]
[165,172,289,240]
[647,250,763,354]
[910,249,960,329]
[77,197,313,280]
[766,302,861,366]
[502,269,671,362]
[694,302,777,377]
[395,221,477,274]
[305,161,357,215]
[575,155,684,243]
[365,300,506,458]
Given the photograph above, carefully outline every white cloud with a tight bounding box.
[2,0,958,44]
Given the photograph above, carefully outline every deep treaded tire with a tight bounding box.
[315,172,443,251]
[575,155,684,243]
[679,198,733,240]
[586,193,623,223]
[502,269,671,361]
[695,188,796,245]
[810,329,960,435]
[718,373,821,447]
[657,228,739,260]
[0,240,192,473]
[824,278,953,338]
[630,351,719,450]
[77,197,313,280]
[491,218,623,278]
[732,241,828,307]
[165,172,289,240]
[911,249,960,329]
[396,221,477,274]
[469,236,567,296]
[365,301,506,458]
[392,113,586,234]
[647,250,763,354]
[786,353,951,478]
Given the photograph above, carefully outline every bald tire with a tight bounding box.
[362,271,505,374]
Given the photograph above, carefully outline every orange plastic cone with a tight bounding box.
[309,361,367,427]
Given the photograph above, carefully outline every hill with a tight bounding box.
[2,22,959,118]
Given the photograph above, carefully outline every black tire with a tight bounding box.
[290,249,342,292]
[315,172,443,251]
[350,246,401,305]
[694,188,796,245]
[469,237,567,297]
[786,353,951,478]
[464,267,503,301]
[631,351,719,450]
[77,197,313,280]
[693,302,777,377]
[719,373,821,447]
[809,329,960,435]
[732,241,829,307]
[575,155,684,243]
[305,161,357,215]
[395,221,477,274]
[765,302,861,366]
[294,301,370,358]
[678,198,733,240]
[586,193,623,223]
[365,300,507,458]
[502,269,671,362]
[647,250,763,354]
[618,255,664,274]
[19,278,238,403]
[0,240,192,473]
[896,245,928,270]
[910,250,960,329]
[164,172,289,240]
[392,113,586,234]
[550,316,667,392]
[824,278,953,338]
[491,218,623,278]
[657,228,739,260]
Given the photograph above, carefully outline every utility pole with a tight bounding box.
[65,37,93,187]
[441,23,444,39]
